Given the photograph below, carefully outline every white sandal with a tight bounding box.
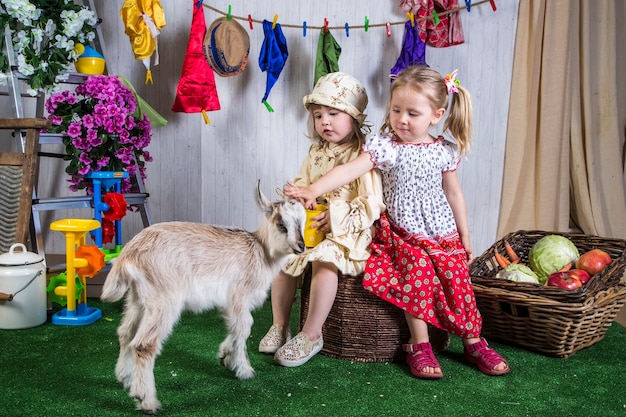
[259,324,292,354]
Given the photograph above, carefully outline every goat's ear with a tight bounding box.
[256,180,272,214]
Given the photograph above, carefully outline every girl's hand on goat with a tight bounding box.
[284,181,318,209]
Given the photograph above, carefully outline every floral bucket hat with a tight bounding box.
[303,72,368,126]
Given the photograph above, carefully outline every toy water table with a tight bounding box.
[85,171,129,262]
[48,219,105,325]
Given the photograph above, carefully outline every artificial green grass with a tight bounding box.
[1,296,625,417]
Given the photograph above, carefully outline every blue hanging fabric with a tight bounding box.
[390,20,428,79]
[258,20,288,104]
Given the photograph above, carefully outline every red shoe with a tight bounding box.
[403,342,443,379]
[464,338,510,376]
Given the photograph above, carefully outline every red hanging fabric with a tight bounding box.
[171,1,220,113]
[400,0,464,48]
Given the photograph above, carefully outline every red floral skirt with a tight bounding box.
[363,213,482,338]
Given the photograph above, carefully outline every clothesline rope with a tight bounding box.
[202,0,494,31]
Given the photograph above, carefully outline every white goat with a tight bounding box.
[100,182,305,414]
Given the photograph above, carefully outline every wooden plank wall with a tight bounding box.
[0,0,519,257]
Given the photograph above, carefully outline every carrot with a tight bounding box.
[558,262,572,272]
[504,240,520,264]
[494,247,510,269]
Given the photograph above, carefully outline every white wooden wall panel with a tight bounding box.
[0,0,519,256]
[427,1,520,254]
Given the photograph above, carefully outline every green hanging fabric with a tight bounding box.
[314,28,341,85]
[117,75,168,127]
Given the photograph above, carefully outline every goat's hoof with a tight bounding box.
[137,399,161,415]
[236,367,256,380]
[220,355,235,370]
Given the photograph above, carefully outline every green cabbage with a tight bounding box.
[528,235,580,283]
[496,264,540,283]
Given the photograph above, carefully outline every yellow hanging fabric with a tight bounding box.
[120,0,166,83]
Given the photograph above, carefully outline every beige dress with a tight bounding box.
[283,140,385,277]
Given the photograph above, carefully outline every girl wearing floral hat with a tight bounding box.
[259,72,385,367]
[285,66,510,378]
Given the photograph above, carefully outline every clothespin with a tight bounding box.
[345,23,349,37]
[263,100,275,113]
[386,22,391,38]
[201,110,210,125]
[323,18,328,35]
[145,69,153,85]
[465,0,471,12]
[364,16,369,32]
[489,0,497,11]
[195,0,203,7]
[272,14,278,29]
[226,4,231,21]
[248,14,253,30]
[303,21,307,37]
[432,10,440,26]
[406,12,415,27]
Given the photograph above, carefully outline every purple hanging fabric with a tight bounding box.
[390,20,428,79]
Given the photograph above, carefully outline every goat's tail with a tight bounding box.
[100,258,134,302]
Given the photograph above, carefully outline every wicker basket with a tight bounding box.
[470,230,626,303]
[470,230,626,358]
[299,270,450,362]
[473,283,626,358]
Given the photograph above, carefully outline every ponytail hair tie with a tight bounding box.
[444,69,460,94]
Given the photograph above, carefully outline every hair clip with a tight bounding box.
[444,69,460,94]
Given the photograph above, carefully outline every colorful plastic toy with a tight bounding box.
[85,171,129,262]
[46,272,85,307]
[49,219,104,325]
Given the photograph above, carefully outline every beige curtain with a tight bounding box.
[498,0,626,239]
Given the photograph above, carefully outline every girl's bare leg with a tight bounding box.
[300,261,338,341]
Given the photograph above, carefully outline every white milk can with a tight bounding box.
[0,243,47,329]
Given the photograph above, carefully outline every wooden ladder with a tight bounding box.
[2,0,152,258]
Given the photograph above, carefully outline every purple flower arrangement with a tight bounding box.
[45,75,153,194]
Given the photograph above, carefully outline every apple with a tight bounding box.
[546,271,583,290]
[567,269,591,285]
[575,249,612,276]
